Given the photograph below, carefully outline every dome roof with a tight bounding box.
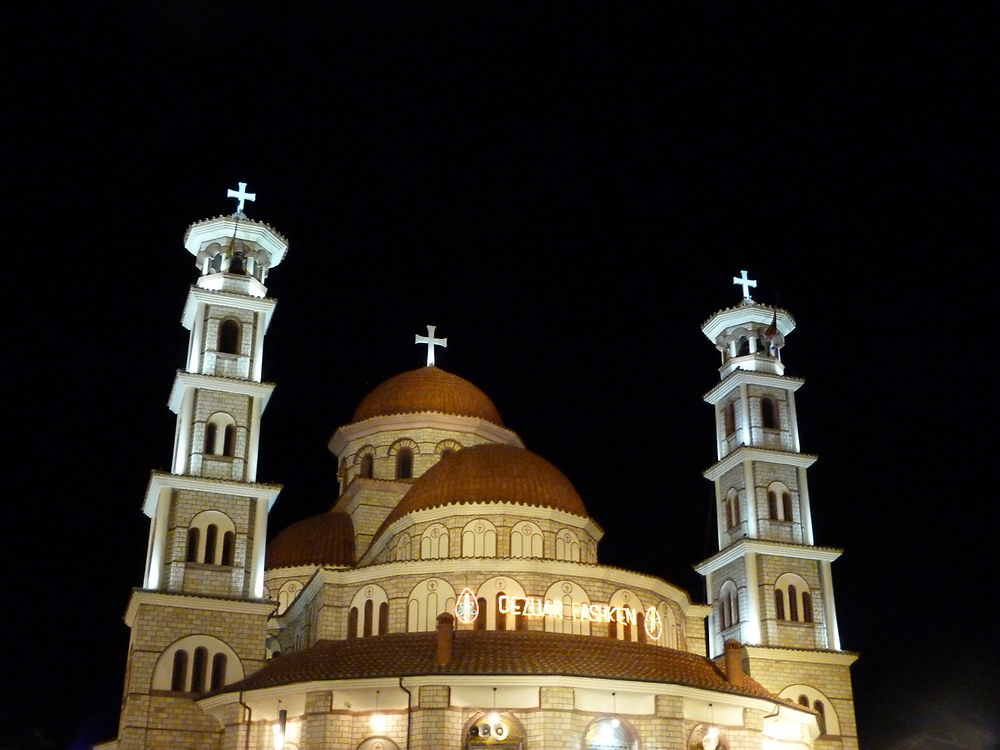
[379,443,588,533]
[266,511,355,569]
[351,367,503,426]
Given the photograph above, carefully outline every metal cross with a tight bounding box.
[732,269,757,300]
[227,182,256,214]
[415,325,447,366]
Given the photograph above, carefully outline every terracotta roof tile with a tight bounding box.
[216,630,777,703]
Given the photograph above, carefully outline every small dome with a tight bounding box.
[266,511,355,569]
[379,443,588,533]
[352,367,503,426]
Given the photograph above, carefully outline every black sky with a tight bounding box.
[5,3,999,748]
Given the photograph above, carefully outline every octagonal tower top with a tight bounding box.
[702,270,795,378]
[182,183,289,298]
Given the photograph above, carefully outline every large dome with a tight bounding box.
[379,443,588,533]
[266,511,355,569]
[351,367,503,426]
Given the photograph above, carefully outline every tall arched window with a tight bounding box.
[720,581,739,630]
[190,646,208,693]
[379,602,389,634]
[204,423,217,454]
[170,650,188,691]
[203,524,218,564]
[218,319,240,354]
[396,448,413,479]
[363,599,374,637]
[782,491,793,521]
[360,452,374,478]
[347,607,358,639]
[761,396,779,428]
[495,592,507,631]
[475,597,487,630]
[186,527,200,563]
[723,402,736,435]
[221,531,235,566]
[210,653,227,690]
[775,588,786,620]
[222,425,236,456]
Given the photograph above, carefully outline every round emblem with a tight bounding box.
[475,523,484,533]
[622,592,630,602]
[373,743,383,750]
[496,579,505,589]
[562,582,572,594]
[430,527,439,538]
[427,580,437,591]
[365,587,373,598]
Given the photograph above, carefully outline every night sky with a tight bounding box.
[6,4,998,749]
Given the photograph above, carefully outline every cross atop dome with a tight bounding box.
[227,181,256,216]
[733,269,757,302]
[415,325,447,366]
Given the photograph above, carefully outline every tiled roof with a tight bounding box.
[267,511,355,569]
[215,630,777,702]
[351,367,504,426]
[375,444,589,539]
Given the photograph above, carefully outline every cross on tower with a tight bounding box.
[732,269,757,301]
[415,325,447,366]
[227,182,256,215]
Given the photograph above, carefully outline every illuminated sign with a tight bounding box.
[479,595,662,635]
[455,587,479,624]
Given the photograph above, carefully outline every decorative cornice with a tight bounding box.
[744,645,859,666]
[168,371,276,413]
[181,286,278,331]
[329,413,524,456]
[125,588,274,627]
[694,539,842,574]
[703,370,805,404]
[142,470,282,516]
[703,446,817,481]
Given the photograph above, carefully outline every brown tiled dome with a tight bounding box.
[266,511,355,569]
[379,443,587,533]
[351,367,503,426]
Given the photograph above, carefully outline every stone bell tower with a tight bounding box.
[694,271,859,748]
[111,184,286,750]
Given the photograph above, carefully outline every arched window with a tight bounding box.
[347,607,359,639]
[204,423,217,454]
[780,686,841,735]
[221,531,235,566]
[210,652,227,690]
[720,581,739,630]
[475,598,487,630]
[584,716,636,750]
[495,592,507,631]
[186,527,200,563]
[775,588,786,620]
[204,524,218,564]
[775,573,813,623]
[555,529,581,561]
[190,646,208,693]
[363,599,374,637]
[218,319,240,354]
[511,521,543,558]
[153,635,243,693]
[723,402,736,435]
[187,510,236,566]
[379,601,389,634]
[360,452,374,478]
[222,425,236,456]
[204,413,237,457]
[761,396,779,429]
[462,519,497,557]
[814,700,827,734]
[396,448,413,479]
[420,524,449,559]
[767,482,793,521]
[170,650,188,691]
[724,488,740,528]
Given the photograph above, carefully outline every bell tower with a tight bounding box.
[694,271,859,748]
[113,185,286,750]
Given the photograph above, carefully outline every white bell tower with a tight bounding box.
[694,271,859,748]
[115,186,287,749]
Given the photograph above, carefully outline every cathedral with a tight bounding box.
[98,188,859,750]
